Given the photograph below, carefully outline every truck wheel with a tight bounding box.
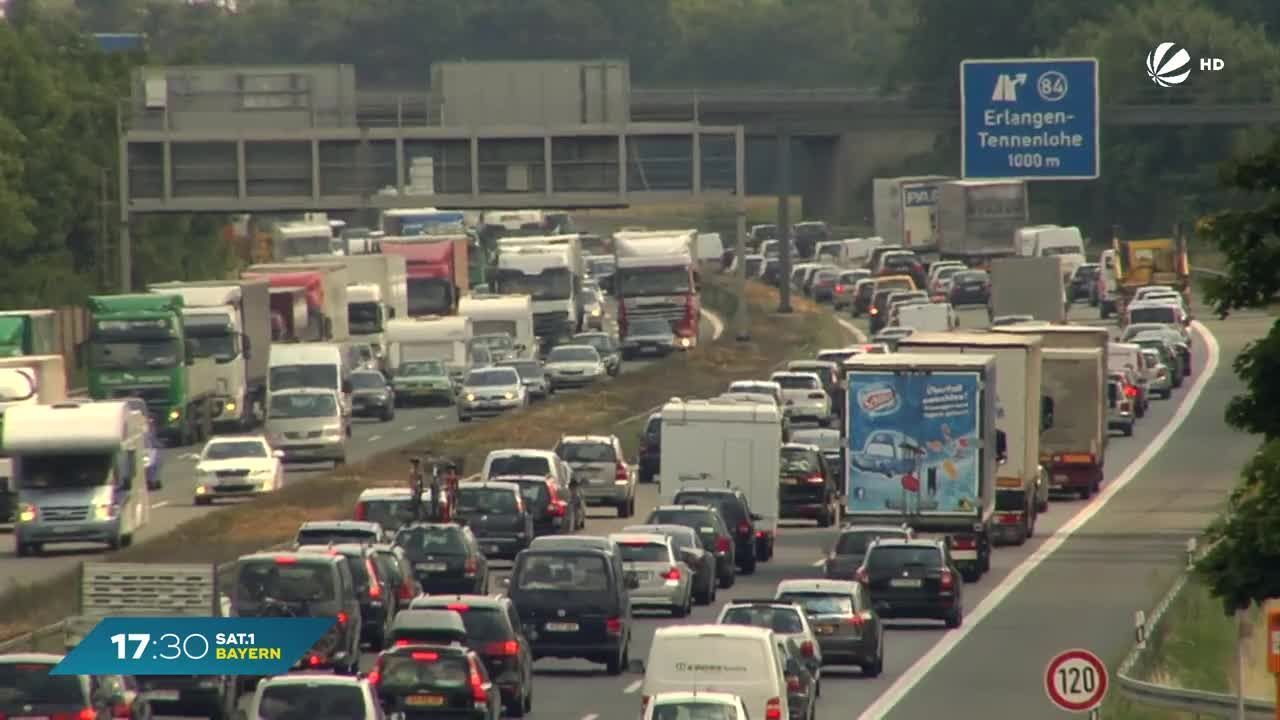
[1078,483,1093,500]
[1122,423,1134,437]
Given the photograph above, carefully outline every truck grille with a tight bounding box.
[215,469,251,478]
[624,302,683,324]
[533,311,569,335]
[110,385,169,417]
[40,505,89,522]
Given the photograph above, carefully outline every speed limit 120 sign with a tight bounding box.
[1045,649,1108,712]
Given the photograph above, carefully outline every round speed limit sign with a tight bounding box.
[1045,649,1108,712]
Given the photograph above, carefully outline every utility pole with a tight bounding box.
[776,126,792,313]
[116,103,133,292]
[733,125,751,341]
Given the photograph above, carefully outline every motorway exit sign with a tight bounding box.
[960,58,1100,180]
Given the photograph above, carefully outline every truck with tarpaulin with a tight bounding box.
[1109,224,1192,315]
[84,294,218,445]
[493,234,584,346]
[872,175,954,250]
[935,179,1028,265]
[147,279,272,432]
[1038,348,1106,499]
[381,235,470,317]
[988,256,1067,323]
[844,352,998,581]
[243,263,350,343]
[0,309,59,358]
[610,230,701,348]
[897,331,1052,547]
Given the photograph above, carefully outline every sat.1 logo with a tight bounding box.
[1146,42,1224,87]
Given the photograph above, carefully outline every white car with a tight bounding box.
[457,366,528,422]
[643,691,751,720]
[544,344,606,390]
[245,673,380,719]
[769,371,833,427]
[193,435,283,505]
[1132,285,1177,302]
[1142,348,1173,399]
[717,598,823,679]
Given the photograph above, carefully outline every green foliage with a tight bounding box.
[1197,441,1280,613]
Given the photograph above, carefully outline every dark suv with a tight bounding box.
[394,522,490,594]
[857,537,963,628]
[670,488,767,571]
[637,413,661,483]
[370,642,503,720]
[410,595,535,716]
[232,551,362,675]
[823,524,912,580]
[454,482,535,559]
[507,548,636,675]
[644,504,737,588]
[296,543,396,651]
[779,443,840,527]
[295,520,386,546]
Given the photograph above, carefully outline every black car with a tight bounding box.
[637,413,662,483]
[1069,263,1100,303]
[295,520,385,546]
[775,580,884,677]
[778,444,840,527]
[485,474,566,538]
[409,595,535,716]
[852,280,877,317]
[507,547,636,675]
[857,537,963,628]
[388,607,469,647]
[762,258,784,286]
[0,656,149,720]
[823,524,912,580]
[949,270,990,307]
[394,522,490,594]
[454,482,535,559]
[231,551,362,676]
[878,253,927,288]
[370,642,503,720]
[573,332,622,376]
[349,369,395,421]
[623,523,718,604]
[671,487,769,570]
[644,504,737,588]
[867,288,898,334]
[296,543,397,650]
[369,542,423,611]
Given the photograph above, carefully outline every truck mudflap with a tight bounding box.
[945,529,991,582]
[1047,456,1103,498]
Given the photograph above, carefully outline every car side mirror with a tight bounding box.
[1041,396,1055,431]
[995,429,1008,464]
[273,449,285,459]
[184,339,196,365]
[388,307,397,319]
[241,333,252,359]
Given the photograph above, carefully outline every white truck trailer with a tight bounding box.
[989,256,1067,323]
[493,234,584,345]
[872,175,954,250]
[1039,348,1106,499]
[271,221,337,260]
[244,262,351,343]
[296,253,409,359]
[935,179,1028,263]
[458,294,536,357]
[386,316,474,384]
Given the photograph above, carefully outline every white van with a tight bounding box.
[895,302,957,332]
[1098,248,1120,318]
[642,624,789,720]
[268,342,350,415]
[1109,342,1151,414]
[844,237,884,267]
[1019,226,1086,282]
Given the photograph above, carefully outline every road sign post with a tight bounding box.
[1045,648,1108,713]
[960,57,1100,180]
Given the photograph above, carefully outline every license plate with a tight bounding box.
[815,624,835,635]
[890,578,922,588]
[1053,474,1069,485]
[545,622,579,632]
[52,525,79,534]
[407,694,445,707]
[781,477,797,485]
[143,690,181,701]
[485,544,501,554]
[416,562,447,572]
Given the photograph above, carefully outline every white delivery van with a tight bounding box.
[1018,225,1086,283]
[658,398,782,549]
[895,303,956,332]
[268,343,349,415]
[386,316,474,384]
[845,237,884,267]
[642,624,789,720]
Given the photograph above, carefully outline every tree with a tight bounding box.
[1194,134,1280,613]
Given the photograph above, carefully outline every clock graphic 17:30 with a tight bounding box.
[112,632,212,661]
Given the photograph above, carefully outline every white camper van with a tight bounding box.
[5,401,151,556]
[386,316,474,384]
[458,294,536,358]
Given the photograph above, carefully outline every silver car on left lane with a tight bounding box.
[609,532,694,617]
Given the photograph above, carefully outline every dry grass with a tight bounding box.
[0,277,852,644]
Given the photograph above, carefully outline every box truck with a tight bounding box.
[935,179,1028,263]
[872,175,954,250]
[243,263,351,342]
[989,256,1067,323]
[1039,348,1106,498]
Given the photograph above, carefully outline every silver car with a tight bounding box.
[621,317,678,358]
[457,366,528,422]
[1141,348,1173,399]
[554,434,636,518]
[608,532,694,616]
[498,359,551,400]
[544,344,606,390]
[770,371,833,427]
[265,388,349,465]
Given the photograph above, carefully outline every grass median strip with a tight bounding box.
[0,277,851,643]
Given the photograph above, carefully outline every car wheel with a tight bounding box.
[523,680,533,713]
[506,691,527,718]
[1123,423,1134,437]
[1078,483,1093,500]
[194,496,212,506]
[945,606,963,629]
[459,414,471,423]
[606,647,624,675]
[719,569,736,589]
[740,555,757,575]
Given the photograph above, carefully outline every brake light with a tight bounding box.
[869,307,879,315]
[336,611,349,625]
[354,502,367,521]
[806,473,825,484]
[737,521,751,536]
[395,639,414,647]
[940,569,954,590]
[366,558,382,599]
[716,536,731,554]
[950,536,976,550]
[464,557,478,578]
[1124,384,1138,398]
[786,675,801,692]
[398,581,415,602]
[469,658,488,704]
[855,567,868,584]
[835,284,845,293]
[615,462,629,481]
[486,640,520,656]
[412,651,439,661]
[606,617,623,635]
[996,513,1020,525]
[446,603,470,612]
[307,654,322,666]
[274,555,297,565]
[367,661,382,687]
[800,640,814,657]
[112,703,130,719]
[549,500,567,517]
[847,613,865,627]
[663,566,681,581]
[766,697,783,720]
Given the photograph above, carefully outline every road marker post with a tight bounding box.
[1045,648,1108,714]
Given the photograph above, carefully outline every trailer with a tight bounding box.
[872,175,954,250]
[0,310,59,358]
[1039,348,1106,498]
[935,179,1028,263]
[988,256,1067,323]
[244,263,351,342]
[296,253,409,358]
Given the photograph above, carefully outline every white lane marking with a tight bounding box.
[856,320,1221,720]
[701,308,725,341]
[582,715,600,720]
[623,680,643,694]
[810,558,826,567]
[369,435,381,442]
[405,425,416,431]
[835,316,867,344]
[435,414,447,420]
[151,501,170,509]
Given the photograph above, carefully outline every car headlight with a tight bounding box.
[93,503,119,520]
[322,425,342,439]
[591,308,602,317]
[503,392,515,400]
[464,393,476,402]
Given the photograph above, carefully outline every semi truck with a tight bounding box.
[0,309,58,357]
[243,263,351,343]
[379,207,466,236]
[296,253,410,358]
[458,294,536,357]
[385,315,474,385]
[872,175,954,250]
[493,234,584,346]
[146,280,273,432]
[611,230,700,347]
[844,352,998,581]
[897,332,1051,547]
[1110,225,1192,314]
[381,235,470,317]
[935,179,1028,264]
[988,256,1067,323]
[85,294,218,445]
[271,220,337,260]
[1039,348,1106,499]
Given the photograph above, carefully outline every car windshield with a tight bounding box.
[729,383,776,399]
[558,442,616,463]
[936,266,962,280]
[671,493,746,525]
[616,541,668,563]
[774,375,818,390]
[456,487,519,513]
[548,347,598,363]
[203,440,268,460]
[235,560,336,604]
[0,662,83,704]
[721,605,806,634]
[466,369,518,387]
[488,455,552,477]
[508,480,549,507]
[777,592,854,616]
[515,553,609,591]
[867,546,943,569]
[377,653,470,690]
[400,360,446,376]
[269,393,337,419]
[835,530,906,555]
[412,605,509,642]
[780,449,820,476]
[395,526,468,557]
[574,334,613,352]
[359,498,417,530]
[296,528,377,545]
[955,272,987,283]
[257,683,371,718]
[500,361,543,378]
[350,372,384,390]
[1129,306,1178,324]
[476,334,514,350]
[647,509,716,529]
[651,702,738,720]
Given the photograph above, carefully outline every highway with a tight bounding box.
[269,300,1257,720]
[0,308,721,591]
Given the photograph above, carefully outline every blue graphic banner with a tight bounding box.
[51,617,334,676]
[846,370,981,515]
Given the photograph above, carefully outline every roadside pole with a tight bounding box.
[734,125,751,341]
[777,126,792,314]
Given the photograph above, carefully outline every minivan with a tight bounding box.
[266,388,351,465]
[640,624,789,720]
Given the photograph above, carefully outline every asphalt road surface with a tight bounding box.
[0,308,720,591]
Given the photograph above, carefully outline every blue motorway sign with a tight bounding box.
[960,58,1099,180]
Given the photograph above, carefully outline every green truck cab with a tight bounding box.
[0,309,58,357]
[84,294,217,446]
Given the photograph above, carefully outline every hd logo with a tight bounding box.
[1146,42,1224,87]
